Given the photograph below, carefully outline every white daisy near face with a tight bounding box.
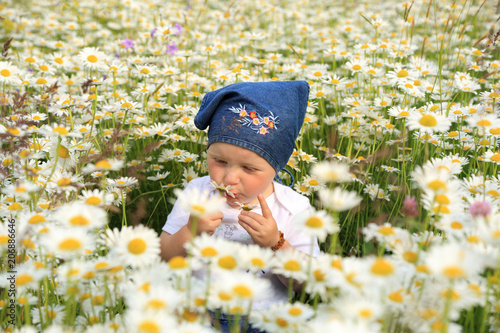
[113,225,161,268]
[173,187,226,218]
[294,209,339,242]
[209,179,236,198]
[78,47,108,72]
[406,112,451,134]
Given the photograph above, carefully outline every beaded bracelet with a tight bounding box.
[271,231,285,251]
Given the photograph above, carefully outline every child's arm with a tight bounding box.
[160,210,224,261]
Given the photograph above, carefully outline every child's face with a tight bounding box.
[207,142,276,207]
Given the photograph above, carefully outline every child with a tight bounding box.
[160,81,320,331]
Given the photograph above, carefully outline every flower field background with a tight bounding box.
[1,0,500,332]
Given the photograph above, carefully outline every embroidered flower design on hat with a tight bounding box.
[229,104,279,136]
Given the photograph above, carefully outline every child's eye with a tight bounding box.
[244,166,255,171]
[216,159,227,164]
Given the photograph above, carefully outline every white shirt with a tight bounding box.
[162,176,320,307]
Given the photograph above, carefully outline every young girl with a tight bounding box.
[159,81,320,331]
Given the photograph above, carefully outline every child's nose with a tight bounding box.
[223,168,239,185]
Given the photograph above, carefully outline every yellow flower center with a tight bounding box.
[57,178,72,186]
[201,247,218,257]
[419,114,437,127]
[138,321,160,333]
[36,78,48,85]
[87,55,98,63]
[477,119,492,127]
[403,251,417,263]
[95,160,112,169]
[450,221,463,229]
[308,179,319,186]
[389,291,403,303]
[16,274,34,287]
[435,194,450,205]
[490,154,500,162]
[147,299,166,309]
[53,126,69,135]
[218,255,237,269]
[284,260,301,271]
[169,256,188,269]
[59,238,82,251]
[305,216,324,228]
[352,64,362,71]
[69,215,90,226]
[191,204,206,214]
[371,258,394,276]
[313,269,326,281]
[233,285,253,298]
[28,214,46,224]
[128,238,147,255]
[443,266,465,279]
[378,226,395,236]
[1,69,11,77]
[85,196,102,205]
[276,318,289,327]
[251,258,265,268]
[427,180,447,192]
[397,69,409,77]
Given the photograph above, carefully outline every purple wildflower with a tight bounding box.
[173,23,183,35]
[166,42,178,55]
[469,201,491,218]
[121,38,134,49]
[151,27,158,37]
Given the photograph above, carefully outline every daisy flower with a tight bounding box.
[251,301,314,333]
[173,186,226,218]
[82,159,124,174]
[234,202,259,211]
[318,187,362,212]
[406,112,452,134]
[294,208,338,242]
[54,202,107,230]
[111,224,161,268]
[425,242,484,280]
[311,160,353,183]
[42,226,94,259]
[77,47,108,72]
[79,189,115,206]
[125,309,176,333]
[0,61,21,85]
[271,249,308,282]
[239,244,274,273]
[126,285,183,315]
[467,113,500,131]
[209,179,236,198]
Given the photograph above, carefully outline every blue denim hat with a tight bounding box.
[194,81,310,176]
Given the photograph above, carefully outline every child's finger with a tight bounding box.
[257,194,272,219]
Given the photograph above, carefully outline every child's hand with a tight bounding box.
[187,211,223,236]
[238,194,280,248]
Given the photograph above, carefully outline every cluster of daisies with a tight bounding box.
[0,0,500,331]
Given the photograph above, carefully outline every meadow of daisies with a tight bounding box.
[1,0,500,332]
